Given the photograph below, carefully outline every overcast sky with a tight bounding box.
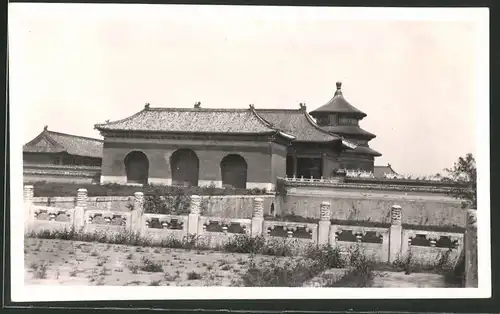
[9,4,486,176]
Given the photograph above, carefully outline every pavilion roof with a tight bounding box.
[309,82,367,119]
[95,105,280,135]
[94,104,347,144]
[23,127,103,158]
[254,106,340,143]
[344,145,382,157]
[320,125,376,139]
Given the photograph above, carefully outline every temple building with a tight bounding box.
[23,82,383,187]
[310,82,381,170]
[93,82,381,189]
[22,127,102,183]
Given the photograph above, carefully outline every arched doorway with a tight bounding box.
[220,154,247,189]
[170,149,199,187]
[124,151,149,184]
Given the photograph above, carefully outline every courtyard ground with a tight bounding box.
[25,238,453,288]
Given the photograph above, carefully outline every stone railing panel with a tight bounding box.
[142,213,188,240]
[263,221,318,243]
[83,209,131,233]
[29,205,75,233]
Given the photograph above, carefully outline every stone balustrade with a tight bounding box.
[24,185,473,267]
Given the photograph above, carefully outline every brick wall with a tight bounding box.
[101,139,286,187]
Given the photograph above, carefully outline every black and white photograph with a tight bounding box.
[8,4,490,301]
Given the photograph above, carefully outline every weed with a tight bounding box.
[69,267,79,277]
[149,280,162,286]
[140,257,163,273]
[32,262,48,279]
[187,271,202,280]
[128,264,139,274]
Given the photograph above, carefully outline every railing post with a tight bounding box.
[187,195,201,235]
[465,209,478,287]
[318,201,331,245]
[251,197,264,237]
[24,185,34,233]
[131,192,144,234]
[389,205,403,263]
[73,188,87,231]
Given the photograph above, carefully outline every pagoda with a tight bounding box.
[309,82,381,171]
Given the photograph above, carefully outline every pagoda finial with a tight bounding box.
[334,81,343,96]
[194,101,201,108]
[144,103,150,110]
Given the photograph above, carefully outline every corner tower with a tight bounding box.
[309,82,381,171]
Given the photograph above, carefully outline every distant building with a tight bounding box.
[373,163,399,179]
[23,126,102,183]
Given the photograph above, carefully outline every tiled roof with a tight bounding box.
[94,106,279,134]
[23,127,103,158]
[344,145,382,157]
[374,164,398,178]
[254,108,340,142]
[309,82,367,118]
[320,125,376,139]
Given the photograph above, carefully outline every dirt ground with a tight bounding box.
[25,238,452,287]
[24,238,294,286]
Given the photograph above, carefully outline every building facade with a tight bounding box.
[24,83,383,187]
[23,126,103,183]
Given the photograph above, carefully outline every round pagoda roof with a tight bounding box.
[310,82,367,119]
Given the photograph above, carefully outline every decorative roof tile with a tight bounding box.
[23,128,103,158]
[94,107,278,134]
[254,108,340,142]
[310,82,367,118]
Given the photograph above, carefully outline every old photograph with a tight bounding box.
[9,4,489,301]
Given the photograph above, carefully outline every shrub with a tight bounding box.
[140,257,164,273]
[259,238,295,257]
[304,244,345,269]
[325,246,376,287]
[32,262,48,279]
[187,271,202,280]
[241,258,325,287]
[223,234,266,254]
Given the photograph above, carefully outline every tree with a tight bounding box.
[444,153,477,209]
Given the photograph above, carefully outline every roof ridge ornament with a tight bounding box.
[144,103,150,110]
[194,101,201,109]
[334,82,343,97]
[43,125,48,131]
[249,104,255,110]
[299,103,307,111]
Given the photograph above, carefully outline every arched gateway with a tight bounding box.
[124,151,149,184]
[170,149,199,187]
[220,154,248,189]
